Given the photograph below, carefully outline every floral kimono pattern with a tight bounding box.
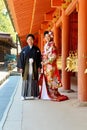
[39,41,68,101]
[43,41,62,88]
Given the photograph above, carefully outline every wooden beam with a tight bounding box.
[51,0,62,8]
[65,0,78,15]
[56,16,62,27]
[52,8,61,24]
[30,0,36,33]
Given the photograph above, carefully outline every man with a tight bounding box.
[17,34,41,100]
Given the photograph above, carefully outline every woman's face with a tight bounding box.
[27,36,34,46]
[44,34,50,42]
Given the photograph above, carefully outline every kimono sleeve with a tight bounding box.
[17,50,25,69]
[37,48,42,68]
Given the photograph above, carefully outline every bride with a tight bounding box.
[39,31,68,101]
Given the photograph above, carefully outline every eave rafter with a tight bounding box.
[65,0,78,15]
[30,0,36,33]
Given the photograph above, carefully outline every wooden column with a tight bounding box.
[62,9,70,90]
[41,33,44,53]
[53,23,61,55]
[39,30,44,53]
[78,0,87,101]
[38,33,41,49]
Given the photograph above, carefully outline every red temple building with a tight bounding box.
[4,0,87,102]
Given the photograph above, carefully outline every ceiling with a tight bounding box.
[5,0,57,45]
[4,0,78,50]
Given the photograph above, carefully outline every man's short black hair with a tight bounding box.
[44,31,49,36]
[26,34,35,40]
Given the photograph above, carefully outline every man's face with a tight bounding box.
[27,36,34,46]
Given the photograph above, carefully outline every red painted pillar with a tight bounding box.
[62,9,70,90]
[38,33,41,49]
[78,0,87,101]
[39,30,44,53]
[41,33,44,53]
[53,23,61,54]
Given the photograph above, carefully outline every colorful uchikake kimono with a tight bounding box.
[39,41,68,101]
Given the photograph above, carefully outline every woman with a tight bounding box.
[39,31,68,101]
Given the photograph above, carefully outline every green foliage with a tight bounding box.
[0,0,16,41]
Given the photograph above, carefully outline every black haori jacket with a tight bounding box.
[17,45,42,80]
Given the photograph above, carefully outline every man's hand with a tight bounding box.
[38,68,41,74]
[19,68,23,73]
